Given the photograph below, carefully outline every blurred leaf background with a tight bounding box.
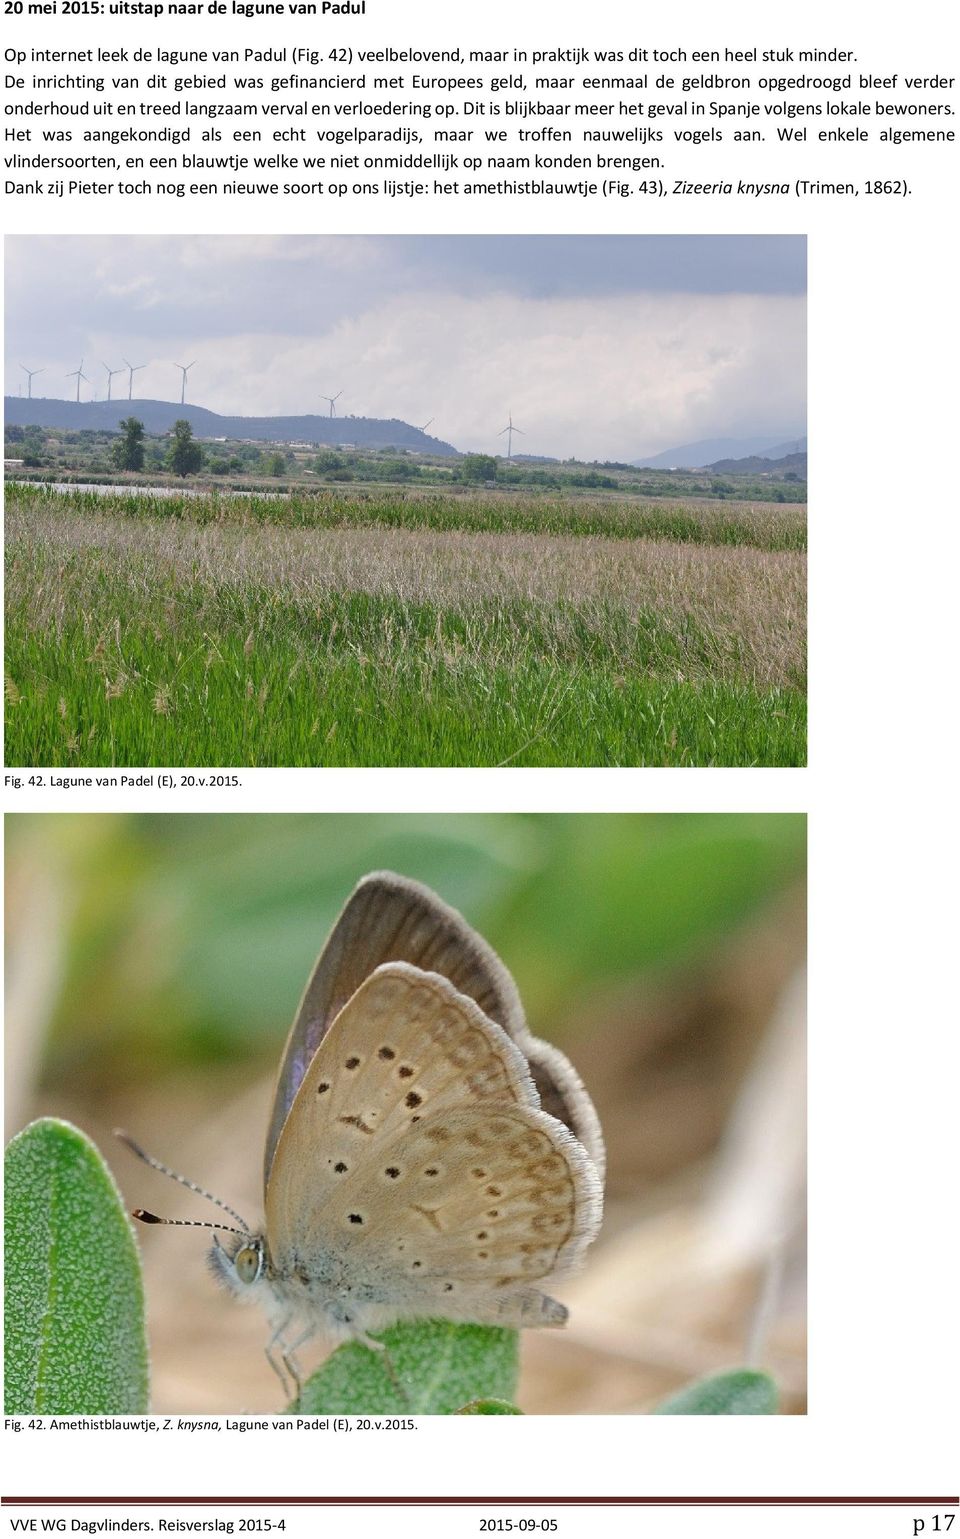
[5,813,806,1414]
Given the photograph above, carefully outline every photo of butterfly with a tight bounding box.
[119,871,605,1395]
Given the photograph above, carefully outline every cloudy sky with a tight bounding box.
[4,235,806,458]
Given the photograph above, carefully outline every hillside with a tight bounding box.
[3,396,456,454]
[633,434,807,469]
[707,451,807,475]
[762,437,807,460]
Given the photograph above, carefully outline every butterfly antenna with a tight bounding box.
[131,1209,250,1238]
[114,1129,251,1233]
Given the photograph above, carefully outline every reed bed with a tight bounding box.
[4,485,806,768]
[8,482,807,551]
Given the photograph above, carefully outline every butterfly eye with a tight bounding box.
[234,1246,262,1285]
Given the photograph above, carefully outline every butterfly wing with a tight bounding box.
[269,1086,602,1332]
[264,871,605,1190]
[520,1034,606,1192]
[265,963,603,1335]
[263,872,526,1190]
[265,962,541,1245]
[330,1102,602,1289]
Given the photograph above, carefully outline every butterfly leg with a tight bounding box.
[280,1322,318,1409]
[342,1325,410,1409]
[379,1347,411,1409]
[264,1314,296,1404]
[350,1328,385,1352]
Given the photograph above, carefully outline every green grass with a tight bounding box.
[4,485,806,767]
[6,589,804,768]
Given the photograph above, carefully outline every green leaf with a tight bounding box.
[295,1321,518,1415]
[652,1369,778,1415]
[4,1119,149,1414]
[455,1398,523,1415]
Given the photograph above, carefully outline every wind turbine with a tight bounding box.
[418,417,434,434]
[175,360,196,405]
[498,411,525,459]
[20,364,44,399]
[320,391,342,418]
[102,362,124,401]
[66,358,91,403]
[123,357,147,400]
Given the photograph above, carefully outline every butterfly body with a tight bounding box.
[209,1230,401,1344]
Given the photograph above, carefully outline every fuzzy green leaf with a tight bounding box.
[4,1119,149,1414]
[652,1368,778,1415]
[295,1322,518,1415]
[455,1398,523,1415]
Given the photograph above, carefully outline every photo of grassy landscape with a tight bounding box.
[5,236,807,768]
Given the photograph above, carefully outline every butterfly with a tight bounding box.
[119,871,604,1395]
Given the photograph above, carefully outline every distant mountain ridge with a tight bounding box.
[708,451,807,474]
[633,434,807,469]
[4,396,457,454]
